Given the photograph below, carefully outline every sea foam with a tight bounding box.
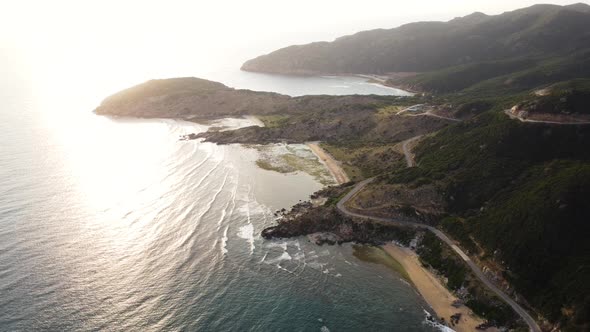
[237,223,255,254]
[221,226,229,255]
[422,309,455,332]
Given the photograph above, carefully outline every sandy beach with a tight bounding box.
[306,142,350,184]
[383,243,492,332]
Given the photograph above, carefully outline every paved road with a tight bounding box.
[401,136,422,167]
[505,109,590,125]
[337,178,541,332]
[399,105,461,122]
[407,110,462,122]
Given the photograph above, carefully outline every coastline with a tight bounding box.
[304,140,487,330]
[306,142,350,184]
[241,67,417,95]
[354,74,423,95]
[382,243,492,332]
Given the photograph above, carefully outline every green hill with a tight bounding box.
[242,3,590,77]
[378,102,590,330]
[94,77,291,119]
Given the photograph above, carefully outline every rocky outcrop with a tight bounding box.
[179,133,199,141]
[94,77,291,119]
[195,104,449,146]
[261,193,417,246]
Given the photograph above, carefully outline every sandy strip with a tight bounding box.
[383,243,493,332]
[243,115,265,127]
[306,142,350,184]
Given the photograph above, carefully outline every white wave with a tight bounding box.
[292,252,305,261]
[264,251,292,265]
[246,199,251,225]
[249,200,270,215]
[265,241,287,250]
[237,223,255,254]
[188,147,213,176]
[226,177,238,220]
[259,251,268,263]
[216,204,228,227]
[343,259,358,266]
[399,278,412,287]
[215,176,236,227]
[221,226,229,255]
[422,309,455,332]
[320,326,330,332]
[197,171,229,222]
[275,264,296,274]
[307,261,324,269]
[192,157,224,192]
[335,273,342,278]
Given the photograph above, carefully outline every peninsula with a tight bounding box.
[95,3,590,331]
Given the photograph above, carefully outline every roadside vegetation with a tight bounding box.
[193,75,590,330]
[417,232,520,327]
[295,79,590,330]
[321,143,405,181]
[376,103,590,330]
[256,114,290,128]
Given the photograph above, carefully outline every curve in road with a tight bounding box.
[337,178,541,332]
[398,105,462,122]
[505,109,590,125]
[401,135,422,167]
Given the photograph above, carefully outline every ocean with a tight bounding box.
[0,63,442,331]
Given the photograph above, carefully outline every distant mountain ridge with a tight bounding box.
[242,3,590,77]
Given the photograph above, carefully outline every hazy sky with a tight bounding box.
[1,0,586,102]
[3,0,585,55]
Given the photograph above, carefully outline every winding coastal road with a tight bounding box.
[313,127,540,331]
[406,110,462,122]
[336,179,541,332]
[504,109,590,125]
[401,135,422,167]
[399,105,462,122]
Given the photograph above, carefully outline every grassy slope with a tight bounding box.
[415,111,590,211]
[393,58,537,93]
[516,79,590,115]
[386,107,590,330]
[473,161,590,325]
[242,74,590,331]
[243,4,590,75]
[393,49,590,103]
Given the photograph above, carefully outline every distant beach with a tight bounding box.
[306,142,350,184]
[383,243,492,332]
[304,137,490,331]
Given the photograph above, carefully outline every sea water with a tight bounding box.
[0,62,441,331]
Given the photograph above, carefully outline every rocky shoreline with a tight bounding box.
[261,184,522,331]
[261,184,417,246]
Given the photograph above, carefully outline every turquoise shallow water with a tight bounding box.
[212,68,413,97]
[0,68,442,331]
